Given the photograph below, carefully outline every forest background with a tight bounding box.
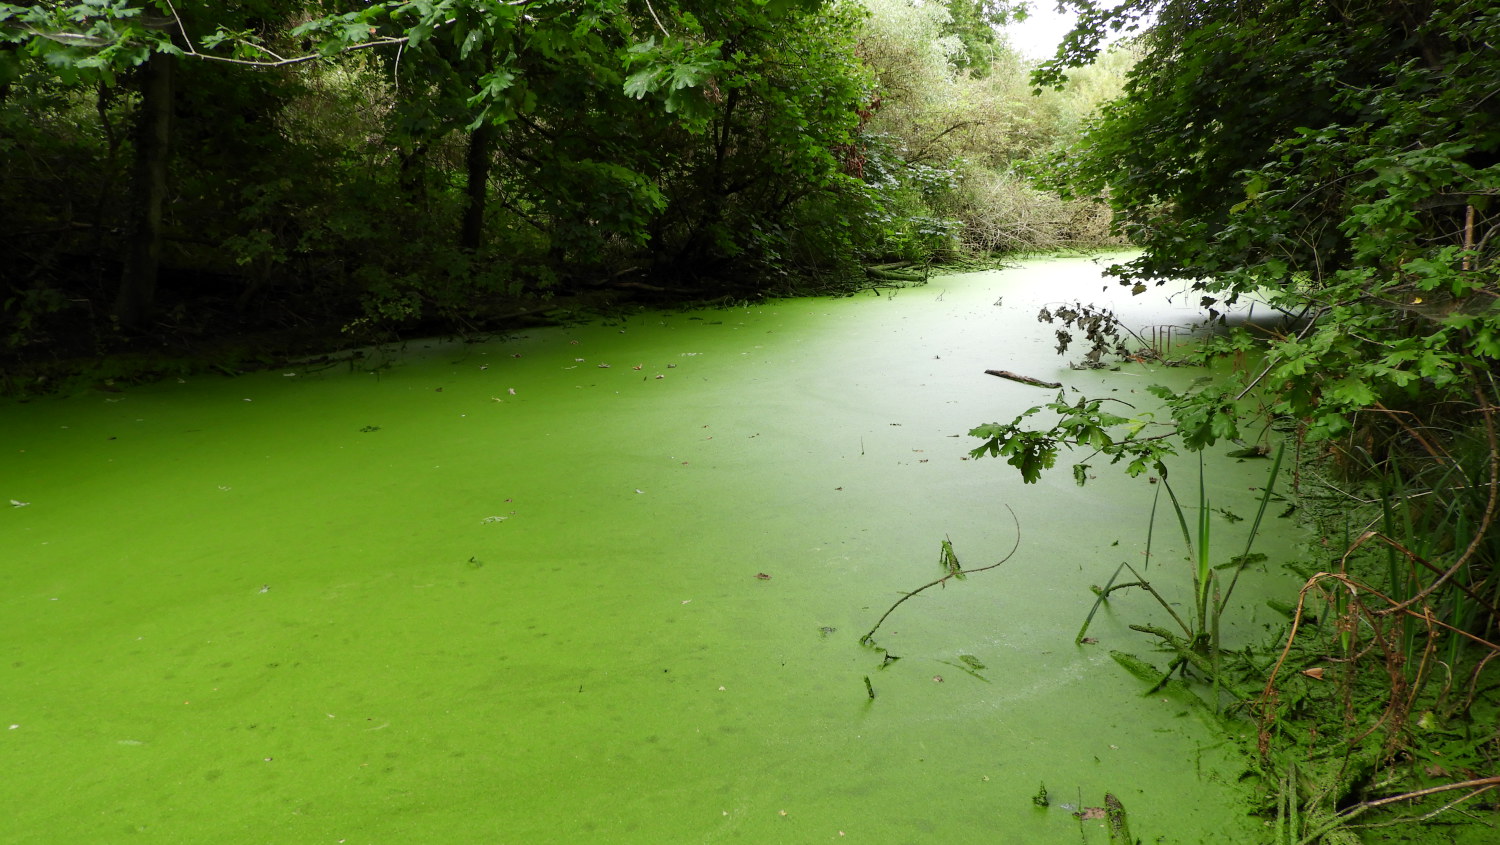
[0,0,1127,377]
[4,1,1499,841]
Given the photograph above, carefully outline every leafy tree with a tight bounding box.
[0,0,1118,359]
[853,0,1125,259]
[939,0,1024,75]
[1016,0,1498,446]
[644,0,874,283]
[0,1,324,327]
[1,0,873,337]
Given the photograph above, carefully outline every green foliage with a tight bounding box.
[1145,382,1238,451]
[0,0,897,353]
[1036,0,1499,441]
[853,0,1129,261]
[1,1,167,85]
[968,392,1177,483]
[938,1,1023,75]
[1009,6,1500,837]
[0,0,1128,366]
[979,1,1498,569]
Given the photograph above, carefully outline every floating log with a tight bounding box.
[984,369,1061,389]
[1104,794,1133,845]
[867,268,926,282]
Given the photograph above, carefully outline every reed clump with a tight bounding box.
[1249,396,1500,843]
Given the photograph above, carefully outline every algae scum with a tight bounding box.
[4,256,1303,842]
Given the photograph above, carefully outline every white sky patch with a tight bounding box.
[1003,3,1078,61]
[1003,2,1149,62]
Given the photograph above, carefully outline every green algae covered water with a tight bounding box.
[2,256,1301,843]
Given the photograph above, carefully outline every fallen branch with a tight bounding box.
[860,506,1020,646]
[867,267,927,282]
[985,369,1061,389]
[1353,775,1500,812]
[1327,775,1500,838]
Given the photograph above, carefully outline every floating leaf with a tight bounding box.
[1076,807,1106,821]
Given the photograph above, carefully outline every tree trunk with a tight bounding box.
[115,50,174,328]
[0,43,16,106]
[398,142,428,206]
[460,121,498,252]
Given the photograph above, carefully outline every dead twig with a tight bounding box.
[859,506,1021,646]
[1340,775,1500,820]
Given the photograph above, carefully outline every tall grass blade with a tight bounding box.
[1198,462,1212,630]
[1157,465,1196,568]
[1144,475,1166,572]
[1220,441,1286,609]
[1211,579,1223,713]
[1156,468,1201,630]
[1076,561,1130,644]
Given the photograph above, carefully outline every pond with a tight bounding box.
[2,254,1301,842]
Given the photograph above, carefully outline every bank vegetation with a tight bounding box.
[971,2,1498,841]
[1,0,1122,390]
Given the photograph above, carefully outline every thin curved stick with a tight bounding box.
[860,506,1021,646]
[1258,572,1358,753]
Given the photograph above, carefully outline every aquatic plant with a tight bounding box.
[1074,446,1285,708]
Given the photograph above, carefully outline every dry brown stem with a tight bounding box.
[1383,379,1499,614]
[1342,775,1500,817]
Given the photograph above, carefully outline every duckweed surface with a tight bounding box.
[3,256,1300,842]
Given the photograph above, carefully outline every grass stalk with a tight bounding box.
[1219,441,1287,609]
[1197,459,1212,631]
[1156,457,1211,634]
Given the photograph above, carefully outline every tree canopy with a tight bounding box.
[1,0,1122,368]
[1033,0,1497,443]
[3,1,857,341]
